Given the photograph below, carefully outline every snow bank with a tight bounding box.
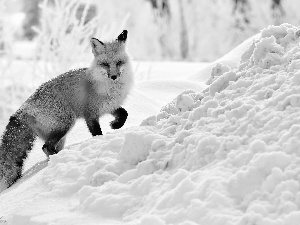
[189,33,261,82]
[2,23,300,225]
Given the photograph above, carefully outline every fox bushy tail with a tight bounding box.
[0,114,36,189]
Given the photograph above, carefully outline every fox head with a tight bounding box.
[90,30,131,81]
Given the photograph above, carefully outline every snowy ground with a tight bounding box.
[2,23,300,225]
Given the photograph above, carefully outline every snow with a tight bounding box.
[188,33,261,82]
[2,23,300,225]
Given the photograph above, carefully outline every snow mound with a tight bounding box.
[189,33,261,82]
[125,79,207,126]
[2,23,300,225]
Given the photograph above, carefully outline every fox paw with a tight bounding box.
[42,144,58,157]
[110,120,125,129]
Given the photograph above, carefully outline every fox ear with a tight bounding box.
[90,38,105,56]
[116,30,128,43]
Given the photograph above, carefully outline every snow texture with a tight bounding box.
[2,23,300,225]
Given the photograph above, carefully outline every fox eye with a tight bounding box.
[99,62,110,68]
[116,60,124,67]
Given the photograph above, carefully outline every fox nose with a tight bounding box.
[111,75,117,80]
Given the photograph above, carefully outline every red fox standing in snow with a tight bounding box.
[0,30,133,190]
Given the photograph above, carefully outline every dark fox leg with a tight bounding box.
[110,107,128,129]
[37,112,75,157]
[0,115,36,189]
[84,108,102,136]
[85,119,102,136]
[42,130,69,157]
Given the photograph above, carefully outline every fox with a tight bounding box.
[0,30,133,191]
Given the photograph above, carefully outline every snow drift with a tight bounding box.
[188,33,261,82]
[2,23,300,225]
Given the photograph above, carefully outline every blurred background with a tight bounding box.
[0,0,300,124]
[1,0,300,62]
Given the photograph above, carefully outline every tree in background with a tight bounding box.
[0,4,4,55]
[146,0,174,59]
[232,0,250,31]
[34,0,102,77]
[0,0,10,55]
[147,0,170,19]
[271,0,285,25]
[15,0,300,62]
[22,0,97,40]
[22,0,41,40]
[178,0,188,59]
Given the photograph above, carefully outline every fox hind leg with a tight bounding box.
[35,112,75,157]
[42,130,68,157]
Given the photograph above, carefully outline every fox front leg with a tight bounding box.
[110,107,128,129]
[86,119,103,136]
[84,108,103,136]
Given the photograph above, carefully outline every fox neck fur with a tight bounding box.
[87,59,134,115]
